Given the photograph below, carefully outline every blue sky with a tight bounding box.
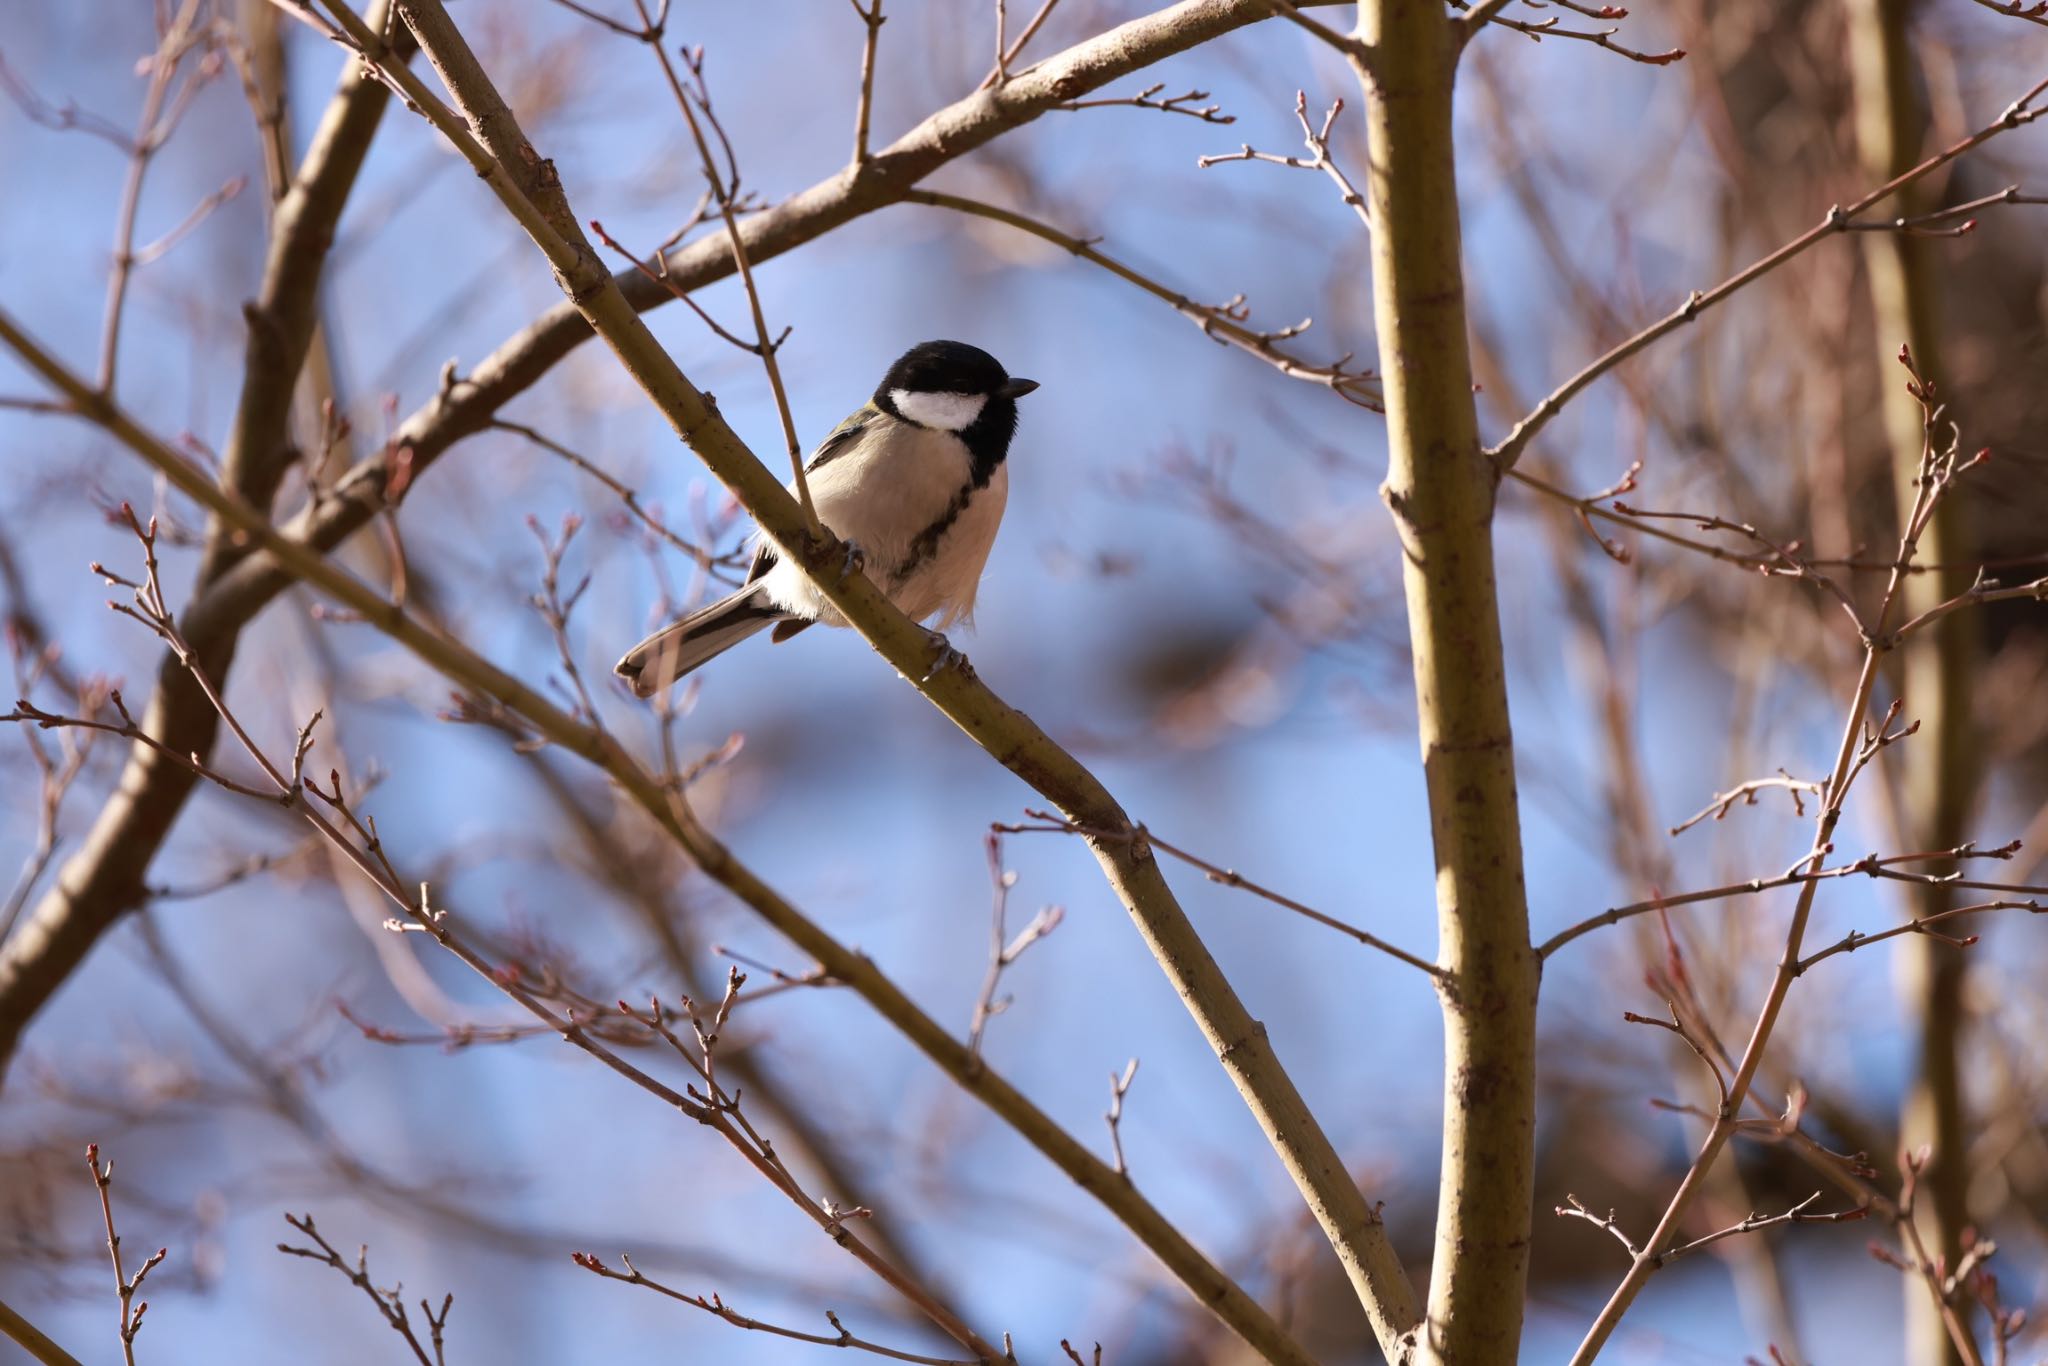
[4,3,2046,1363]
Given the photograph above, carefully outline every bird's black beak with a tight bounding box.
[998,377,1039,399]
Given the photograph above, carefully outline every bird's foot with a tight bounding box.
[918,628,970,683]
[836,538,867,583]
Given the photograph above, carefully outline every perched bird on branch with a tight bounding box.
[615,340,1037,695]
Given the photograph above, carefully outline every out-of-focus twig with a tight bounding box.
[1490,73,2048,472]
[85,1144,166,1366]
[277,1213,450,1366]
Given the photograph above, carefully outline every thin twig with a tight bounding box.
[1967,0,2048,28]
[1106,1058,1139,1180]
[630,20,817,531]
[979,0,1060,87]
[1470,8,1684,64]
[97,0,216,395]
[1062,81,1232,123]
[1537,845,2038,959]
[995,810,1443,977]
[1257,0,1370,59]
[573,1256,977,1366]
[1793,897,2044,974]
[1567,352,2005,1363]
[489,418,733,573]
[1491,73,2048,471]
[85,1145,166,1366]
[277,1213,446,1366]
[1556,1195,1641,1259]
[1199,92,1365,228]
[1668,773,1823,837]
[967,833,1064,1067]
[1660,1193,1865,1265]
[905,189,1382,409]
[850,0,885,163]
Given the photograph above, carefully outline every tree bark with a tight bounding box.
[0,5,410,1078]
[1357,4,1540,1360]
[1846,3,1979,1362]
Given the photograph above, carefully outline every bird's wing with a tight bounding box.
[744,404,880,584]
[805,403,877,473]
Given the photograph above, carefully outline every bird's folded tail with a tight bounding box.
[614,586,786,697]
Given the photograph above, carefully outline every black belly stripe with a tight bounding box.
[894,484,976,582]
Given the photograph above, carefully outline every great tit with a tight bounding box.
[615,340,1038,697]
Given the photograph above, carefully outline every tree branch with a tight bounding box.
[0,0,1320,1080]
[0,303,1320,1366]
[0,0,414,1079]
[1359,2,1537,1358]
[1487,72,2048,472]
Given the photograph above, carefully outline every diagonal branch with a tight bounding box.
[0,0,415,1079]
[1488,72,2048,472]
[0,0,1322,1082]
[904,189,1380,408]
[0,303,1321,1366]
[343,0,1419,1347]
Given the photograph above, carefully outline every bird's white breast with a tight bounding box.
[756,417,1007,628]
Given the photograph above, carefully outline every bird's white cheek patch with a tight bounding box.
[890,388,986,431]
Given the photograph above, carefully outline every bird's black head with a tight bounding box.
[873,340,1038,486]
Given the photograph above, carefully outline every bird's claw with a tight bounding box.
[837,539,867,583]
[918,628,970,683]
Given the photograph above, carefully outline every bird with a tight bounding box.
[614,339,1038,697]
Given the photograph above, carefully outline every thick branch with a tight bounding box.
[0,2,412,1076]
[373,0,1415,1348]
[1359,2,1538,1360]
[0,0,1316,1077]
[0,305,1321,1366]
[1848,8,1981,1355]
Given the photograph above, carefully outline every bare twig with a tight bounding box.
[540,0,668,39]
[850,0,885,162]
[277,1213,447,1366]
[967,833,1065,1067]
[85,1144,166,1366]
[1491,73,2048,471]
[980,0,1062,87]
[629,20,817,530]
[1568,353,2004,1362]
[1668,773,1824,837]
[0,640,99,942]
[1063,80,1232,122]
[1199,91,1366,229]
[572,1255,977,1366]
[905,189,1381,408]
[1793,897,2045,975]
[1467,6,1684,64]
[1257,0,1370,59]
[489,418,734,573]
[1106,1058,1139,1180]
[525,513,605,730]
[1556,1195,1641,1259]
[1537,844,2040,959]
[995,809,1443,976]
[1967,0,2048,27]
[96,0,219,395]
[1660,1194,1865,1265]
